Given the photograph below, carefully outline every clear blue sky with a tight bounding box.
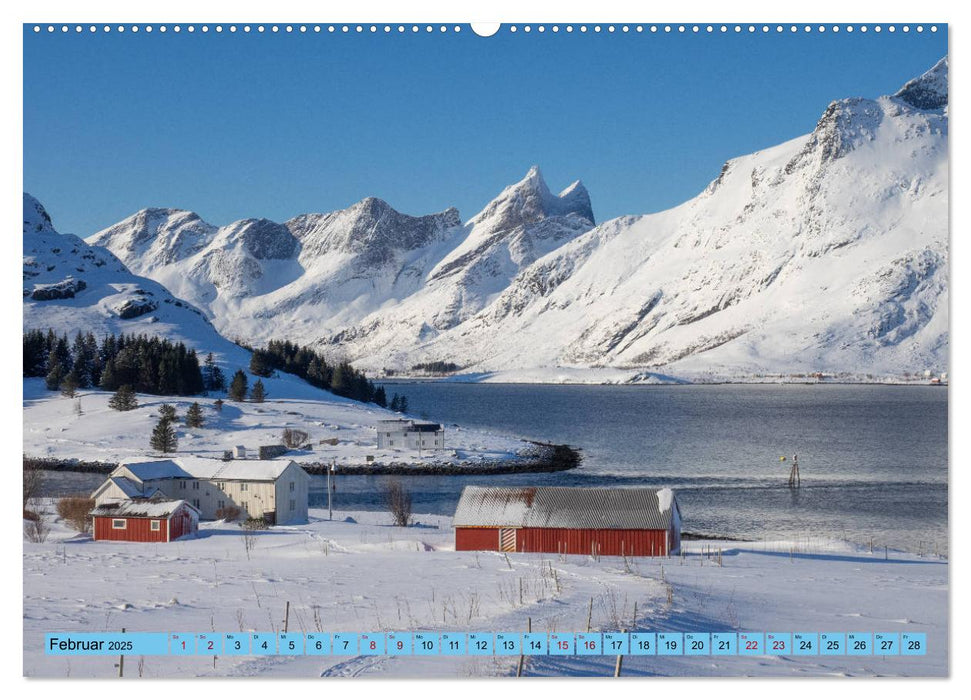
[24,25,947,235]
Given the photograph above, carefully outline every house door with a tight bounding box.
[499,528,517,552]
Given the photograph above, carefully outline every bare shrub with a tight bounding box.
[24,512,50,542]
[282,428,309,449]
[384,479,412,527]
[216,505,241,522]
[23,459,43,511]
[56,496,95,533]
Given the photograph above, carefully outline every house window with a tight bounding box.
[289,482,295,492]
[289,499,296,511]
[150,520,161,531]
[180,481,186,489]
[217,500,225,510]
[241,501,248,512]
[240,483,248,492]
[111,519,126,529]
[192,481,200,490]
[390,440,394,446]
[217,482,226,490]
[192,499,200,508]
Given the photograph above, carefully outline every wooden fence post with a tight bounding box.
[516,617,531,677]
[614,628,627,677]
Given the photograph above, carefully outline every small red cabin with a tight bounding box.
[454,486,682,556]
[90,498,199,543]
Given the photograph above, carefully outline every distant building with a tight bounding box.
[91,458,310,525]
[376,419,445,451]
[233,445,248,459]
[453,486,682,556]
[90,496,199,543]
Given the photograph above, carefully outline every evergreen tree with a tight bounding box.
[390,393,401,412]
[150,415,178,453]
[374,386,388,408]
[250,379,266,403]
[159,403,178,422]
[398,395,409,413]
[60,370,80,398]
[45,360,64,391]
[229,370,248,401]
[331,362,349,397]
[99,359,118,391]
[213,398,224,413]
[203,352,226,391]
[249,350,273,378]
[108,384,138,411]
[185,402,204,428]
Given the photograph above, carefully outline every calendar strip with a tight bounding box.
[45,632,927,657]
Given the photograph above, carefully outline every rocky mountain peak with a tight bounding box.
[894,56,948,110]
[23,193,56,235]
[470,166,595,232]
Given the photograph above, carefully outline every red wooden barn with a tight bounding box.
[454,486,682,556]
[90,498,200,543]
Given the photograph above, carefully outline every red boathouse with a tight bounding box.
[90,498,200,543]
[453,486,682,556]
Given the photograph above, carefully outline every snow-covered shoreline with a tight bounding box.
[387,367,949,386]
[23,504,947,678]
[22,378,536,471]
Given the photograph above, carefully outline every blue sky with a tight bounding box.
[24,24,947,235]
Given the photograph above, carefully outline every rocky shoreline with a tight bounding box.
[23,442,582,478]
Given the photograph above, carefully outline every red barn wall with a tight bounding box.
[455,527,500,551]
[169,511,195,540]
[455,527,670,556]
[518,528,669,556]
[93,516,170,542]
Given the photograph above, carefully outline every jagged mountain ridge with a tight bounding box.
[85,58,947,379]
[89,165,595,351]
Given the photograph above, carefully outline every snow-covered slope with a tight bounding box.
[23,193,228,351]
[89,167,594,354]
[86,59,947,380]
[389,58,949,378]
[23,194,348,402]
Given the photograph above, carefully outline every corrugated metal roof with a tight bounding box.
[453,486,678,530]
[90,499,199,519]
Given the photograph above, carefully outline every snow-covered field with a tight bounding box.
[23,503,947,678]
[22,378,529,469]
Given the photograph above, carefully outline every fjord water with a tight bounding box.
[320,383,947,552]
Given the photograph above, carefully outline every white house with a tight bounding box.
[376,419,445,451]
[91,458,310,525]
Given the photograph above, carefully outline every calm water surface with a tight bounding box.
[324,383,948,552]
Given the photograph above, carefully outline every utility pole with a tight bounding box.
[327,460,335,520]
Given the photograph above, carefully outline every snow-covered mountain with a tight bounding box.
[89,165,595,352]
[22,193,389,401]
[23,193,227,349]
[400,58,948,378]
[86,59,947,380]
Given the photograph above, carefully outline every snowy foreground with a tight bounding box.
[22,378,528,469]
[23,506,947,678]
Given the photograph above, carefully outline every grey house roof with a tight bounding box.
[453,486,679,530]
[90,499,199,519]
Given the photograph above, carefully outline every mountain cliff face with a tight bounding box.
[85,59,947,379]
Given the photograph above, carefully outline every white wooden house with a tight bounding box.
[91,458,310,525]
[376,419,445,451]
